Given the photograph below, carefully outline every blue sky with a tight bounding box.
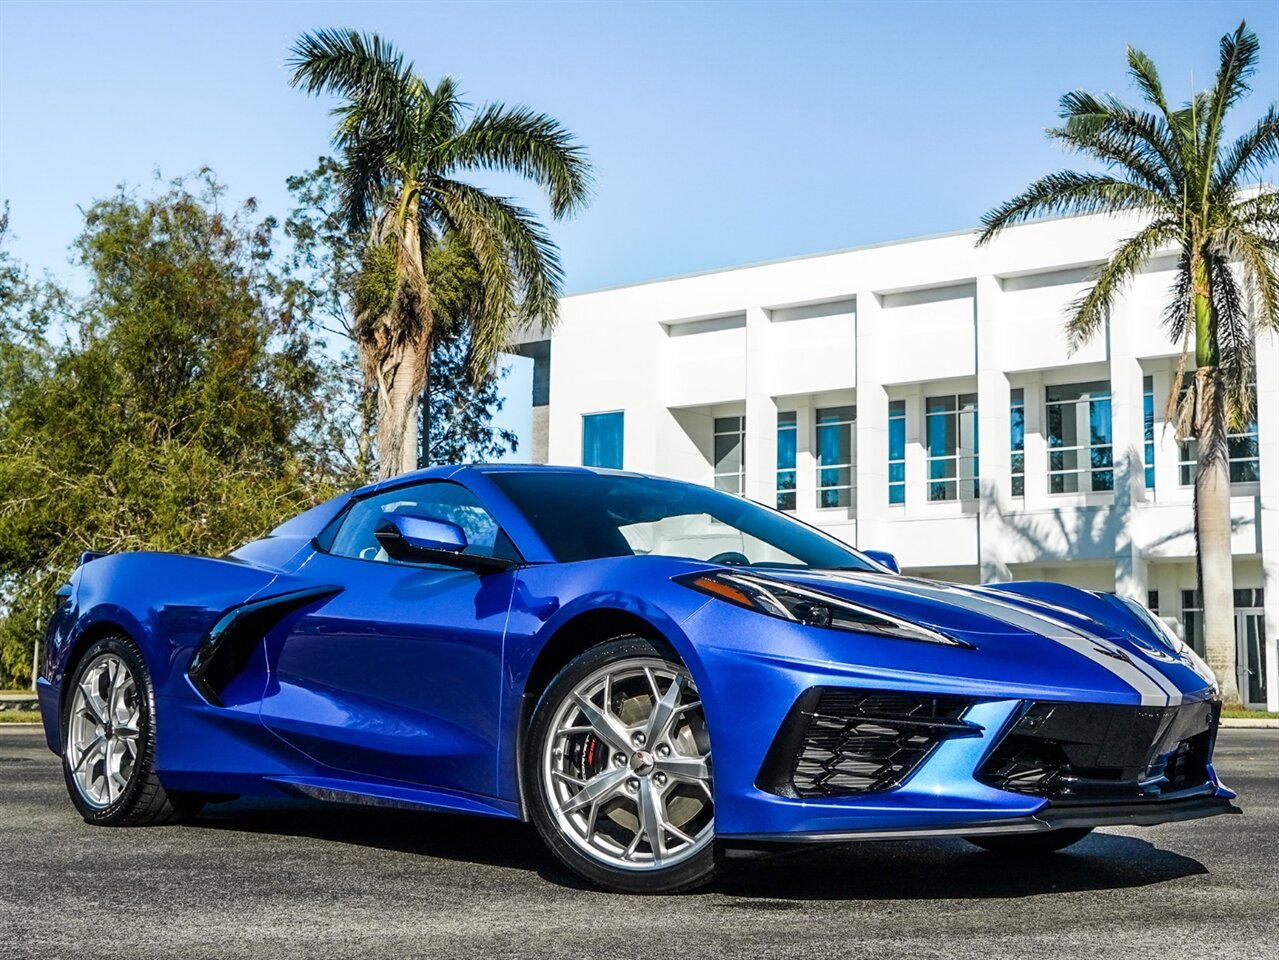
[2,0,1276,291]
[1,0,1276,454]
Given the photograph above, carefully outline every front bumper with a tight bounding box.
[691,628,1236,840]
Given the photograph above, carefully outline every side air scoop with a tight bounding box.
[188,585,343,706]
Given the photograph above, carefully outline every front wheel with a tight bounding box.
[62,634,204,826]
[526,637,716,893]
[965,827,1094,855]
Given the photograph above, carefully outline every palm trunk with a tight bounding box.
[1195,441,1240,706]
[376,338,422,478]
[371,210,430,480]
[1190,263,1241,707]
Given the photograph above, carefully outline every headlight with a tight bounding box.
[675,571,971,648]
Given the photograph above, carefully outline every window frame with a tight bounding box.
[1010,388,1025,498]
[1045,380,1114,495]
[776,411,797,511]
[888,400,906,505]
[712,415,746,495]
[314,479,525,569]
[924,392,979,502]
[814,404,856,509]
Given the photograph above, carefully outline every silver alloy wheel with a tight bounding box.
[67,653,142,809]
[542,657,713,871]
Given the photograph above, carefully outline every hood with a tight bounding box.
[748,567,1216,706]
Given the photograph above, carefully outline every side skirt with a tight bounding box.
[264,774,523,820]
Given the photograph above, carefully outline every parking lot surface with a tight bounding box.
[1,726,1275,959]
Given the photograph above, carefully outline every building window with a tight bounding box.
[1143,375,1156,489]
[777,411,797,510]
[1010,388,1025,497]
[1046,381,1113,493]
[925,393,978,501]
[582,411,624,469]
[815,405,855,508]
[1176,378,1260,486]
[888,400,905,505]
[713,416,745,494]
[1147,590,1159,612]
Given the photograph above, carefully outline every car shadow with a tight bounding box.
[717,834,1208,901]
[191,797,1209,899]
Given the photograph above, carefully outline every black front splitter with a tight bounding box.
[720,794,1240,858]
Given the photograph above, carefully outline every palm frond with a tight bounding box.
[1126,45,1170,115]
[977,172,1166,244]
[1217,223,1279,330]
[1206,253,1256,431]
[1056,90,1182,183]
[416,75,465,167]
[289,29,415,116]
[1205,22,1261,158]
[1213,104,1279,195]
[429,179,564,371]
[1067,218,1178,348]
[1162,250,1194,344]
[435,104,593,218]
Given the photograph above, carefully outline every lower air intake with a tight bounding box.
[757,688,980,798]
[975,699,1219,804]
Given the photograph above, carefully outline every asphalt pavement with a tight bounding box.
[1,725,1275,960]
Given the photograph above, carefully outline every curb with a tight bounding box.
[1221,718,1279,729]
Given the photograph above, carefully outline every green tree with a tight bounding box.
[978,22,1278,706]
[0,176,347,688]
[282,158,520,471]
[289,29,591,478]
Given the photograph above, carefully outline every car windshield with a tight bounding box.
[488,471,877,570]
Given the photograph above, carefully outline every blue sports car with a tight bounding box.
[37,465,1238,892]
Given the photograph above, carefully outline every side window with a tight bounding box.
[326,482,517,565]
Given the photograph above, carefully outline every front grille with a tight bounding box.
[976,699,1219,804]
[757,688,980,798]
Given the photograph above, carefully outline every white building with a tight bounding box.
[512,211,1279,711]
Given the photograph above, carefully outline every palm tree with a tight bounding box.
[289,29,591,477]
[978,22,1277,707]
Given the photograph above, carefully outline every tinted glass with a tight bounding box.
[583,412,624,469]
[489,471,876,570]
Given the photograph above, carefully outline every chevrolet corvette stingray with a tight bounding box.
[37,465,1238,892]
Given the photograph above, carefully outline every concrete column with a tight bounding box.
[855,291,886,549]
[1255,327,1279,711]
[743,307,777,507]
[794,395,816,517]
[902,386,926,516]
[1151,365,1182,498]
[976,275,1012,583]
[1022,371,1048,508]
[1110,304,1147,601]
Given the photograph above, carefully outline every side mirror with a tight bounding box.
[373,514,514,573]
[863,549,901,574]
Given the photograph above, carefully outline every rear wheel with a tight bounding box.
[965,827,1093,854]
[62,634,204,826]
[526,637,716,893]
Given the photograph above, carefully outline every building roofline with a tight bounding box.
[561,209,1105,300]
[562,184,1274,300]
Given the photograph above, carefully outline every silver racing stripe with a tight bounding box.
[813,572,1181,706]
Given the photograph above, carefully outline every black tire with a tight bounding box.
[61,634,205,826]
[965,827,1094,855]
[525,636,718,893]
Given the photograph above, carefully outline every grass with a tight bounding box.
[0,711,41,723]
[1223,709,1279,720]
